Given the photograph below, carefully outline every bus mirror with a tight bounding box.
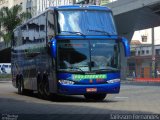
[121,37,130,57]
[50,39,57,58]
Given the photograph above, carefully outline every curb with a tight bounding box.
[121,80,160,86]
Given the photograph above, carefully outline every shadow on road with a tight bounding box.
[14,91,118,103]
[0,96,156,120]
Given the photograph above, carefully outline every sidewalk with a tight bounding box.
[122,78,160,86]
[135,78,160,82]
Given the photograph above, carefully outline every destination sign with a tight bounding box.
[73,74,107,80]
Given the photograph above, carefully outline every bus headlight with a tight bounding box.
[59,80,75,85]
[107,79,120,83]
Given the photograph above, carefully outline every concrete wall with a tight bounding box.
[132,27,160,45]
[106,0,160,15]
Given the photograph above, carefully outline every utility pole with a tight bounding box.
[72,0,75,4]
[152,27,155,78]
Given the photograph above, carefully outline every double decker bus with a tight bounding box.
[11,5,130,101]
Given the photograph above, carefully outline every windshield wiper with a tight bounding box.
[88,29,111,35]
[68,66,85,73]
[92,67,119,72]
[61,31,84,36]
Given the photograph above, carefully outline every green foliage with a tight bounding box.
[0,5,31,44]
[0,74,11,79]
[3,33,12,46]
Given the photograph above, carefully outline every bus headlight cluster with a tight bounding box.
[107,79,120,83]
[59,80,75,85]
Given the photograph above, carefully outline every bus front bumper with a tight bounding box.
[58,82,120,95]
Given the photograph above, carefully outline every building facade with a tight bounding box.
[132,26,160,45]
[0,0,23,9]
[128,44,160,78]
[128,26,160,78]
[0,0,13,9]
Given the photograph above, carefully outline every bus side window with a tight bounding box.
[21,25,27,44]
[27,19,36,43]
[47,10,55,41]
[38,13,47,43]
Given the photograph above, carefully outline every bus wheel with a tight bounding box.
[43,74,51,99]
[37,82,44,98]
[44,81,50,99]
[84,93,107,101]
[37,74,44,98]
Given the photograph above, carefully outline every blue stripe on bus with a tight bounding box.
[57,72,120,95]
[55,35,119,40]
[58,82,120,95]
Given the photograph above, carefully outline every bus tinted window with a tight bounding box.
[58,10,117,35]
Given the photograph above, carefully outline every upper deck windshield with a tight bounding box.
[57,10,117,35]
[57,40,120,73]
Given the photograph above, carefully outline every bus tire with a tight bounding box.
[43,75,50,99]
[37,75,44,98]
[84,93,107,101]
[38,82,44,98]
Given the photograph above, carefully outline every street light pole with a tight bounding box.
[152,27,155,78]
[72,0,76,4]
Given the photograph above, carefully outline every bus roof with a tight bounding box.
[49,5,111,11]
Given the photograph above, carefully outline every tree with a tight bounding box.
[0,5,31,45]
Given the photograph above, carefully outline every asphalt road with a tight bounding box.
[0,81,160,120]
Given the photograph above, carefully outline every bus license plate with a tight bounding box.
[86,88,97,92]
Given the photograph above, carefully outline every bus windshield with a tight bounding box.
[57,40,120,73]
[57,10,117,35]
